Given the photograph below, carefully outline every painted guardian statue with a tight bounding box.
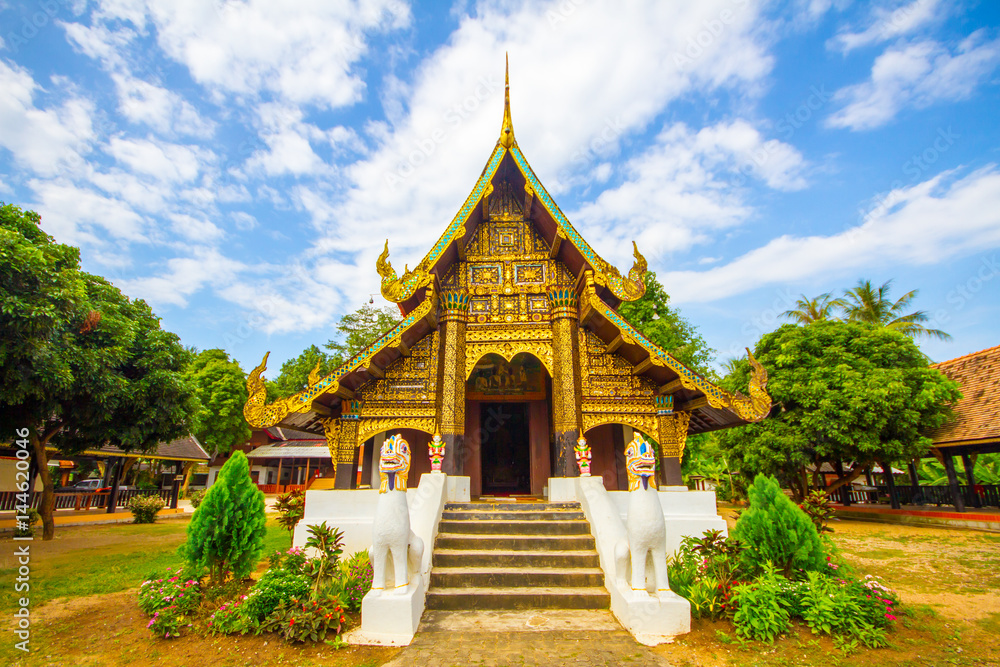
[371,434,424,594]
[616,433,670,594]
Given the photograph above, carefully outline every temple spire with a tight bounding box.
[499,54,515,148]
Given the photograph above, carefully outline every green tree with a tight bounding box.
[717,320,960,500]
[185,349,252,454]
[733,474,827,577]
[267,344,338,400]
[782,292,844,324]
[1,203,196,540]
[619,271,716,375]
[325,303,400,363]
[182,450,266,584]
[841,279,951,340]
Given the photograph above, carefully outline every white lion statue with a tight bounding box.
[370,434,424,594]
[615,433,669,594]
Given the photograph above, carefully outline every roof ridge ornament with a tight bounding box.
[499,53,515,148]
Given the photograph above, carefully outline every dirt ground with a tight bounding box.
[2,514,998,666]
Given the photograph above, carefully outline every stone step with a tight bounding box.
[441,510,587,521]
[444,502,581,512]
[434,533,596,551]
[432,548,601,569]
[430,566,605,589]
[437,519,591,535]
[425,586,610,611]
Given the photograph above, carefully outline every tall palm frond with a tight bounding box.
[782,292,845,324]
[841,279,952,340]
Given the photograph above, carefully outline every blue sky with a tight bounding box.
[2,0,999,375]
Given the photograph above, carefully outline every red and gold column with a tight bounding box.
[436,291,469,475]
[548,287,583,477]
[656,395,690,487]
[334,400,361,489]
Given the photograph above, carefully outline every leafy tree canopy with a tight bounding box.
[619,271,716,375]
[716,320,960,500]
[324,303,400,363]
[0,203,195,539]
[185,348,252,454]
[266,344,339,401]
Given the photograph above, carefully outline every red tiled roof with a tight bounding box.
[928,344,1000,446]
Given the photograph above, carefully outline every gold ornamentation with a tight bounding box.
[579,330,656,402]
[585,292,772,422]
[657,411,691,459]
[358,417,436,446]
[243,352,313,428]
[582,412,656,438]
[321,418,340,473]
[499,55,515,149]
[592,242,647,302]
[376,240,434,303]
[307,361,322,387]
[465,340,553,378]
[550,314,581,433]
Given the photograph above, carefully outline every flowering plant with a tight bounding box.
[147,604,184,639]
[128,494,166,524]
[335,551,374,611]
[207,594,254,635]
[259,594,345,643]
[138,567,202,615]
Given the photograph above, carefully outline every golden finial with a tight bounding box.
[499,53,515,148]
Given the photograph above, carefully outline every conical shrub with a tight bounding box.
[182,450,267,584]
[733,474,827,577]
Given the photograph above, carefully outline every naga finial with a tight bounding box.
[376,240,397,283]
[499,54,515,149]
[307,360,322,387]
[738,347,772,422]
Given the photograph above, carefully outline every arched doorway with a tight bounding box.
[582,422,658,491]
[465,352,551,497]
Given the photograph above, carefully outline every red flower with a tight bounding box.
[290,618,296,625]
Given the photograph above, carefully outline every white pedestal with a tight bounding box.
[548,477,578,502]
[446,476,470,502]
[349,578,426,646]
[616,588,691,645]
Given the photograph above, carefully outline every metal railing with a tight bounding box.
[835,484,1000,509]
[0,488,172,512]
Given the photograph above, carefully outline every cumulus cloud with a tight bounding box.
[570,120,806,263]
[828,0,943,53]
[117,246,246,308]
[0,60,95,176]
[827,33,1000,130]
[661,166,1000,303]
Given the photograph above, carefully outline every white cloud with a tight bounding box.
[94,0,411,109]
[105,137,211,183]
[245,104,330,177]
[28,178,146,245]
[170,213,224,242]
[117,246,246,308]
[0,60,95,176]
[661,166,1000,303]
[829,0,943,53]
[230,211,258,231]
[299,0,774,276]
[112,73,215,138]
[569,120,806,262]
[827,33,1000,130]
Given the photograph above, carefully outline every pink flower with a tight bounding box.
[885,614,897,621]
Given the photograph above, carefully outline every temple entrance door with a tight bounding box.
[480,402,531,496]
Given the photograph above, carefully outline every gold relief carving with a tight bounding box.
[465,340,553,379]
[658,411,692,459]
[550,316,581,433]
[466,328,551,342]
[582,412,656,439]
[357,417,436,446]
[488,179,525,221]
[244,352,314,428]
[586,293,772,422]
[578,330,656,401]
[470,264,502,285]
[358,330,438,406]
[514,263,545,284]
[437,318,466,435]
[338,418,359,463]
[321,418,340,472]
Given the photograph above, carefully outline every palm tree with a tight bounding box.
[840,279,951,340]
[782,292,845,324]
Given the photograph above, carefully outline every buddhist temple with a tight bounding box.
[243,63,771,498]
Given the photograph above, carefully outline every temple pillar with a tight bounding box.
[333,402,361,489]
[436,291,469,475]
[656,398,690,487]
[548,288,582,477]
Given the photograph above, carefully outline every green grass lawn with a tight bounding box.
[0,515,291,614]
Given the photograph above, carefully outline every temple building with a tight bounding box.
[243,67,770,498]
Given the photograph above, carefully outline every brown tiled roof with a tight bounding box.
[928,344,1000,446]
[85,435,211,461]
